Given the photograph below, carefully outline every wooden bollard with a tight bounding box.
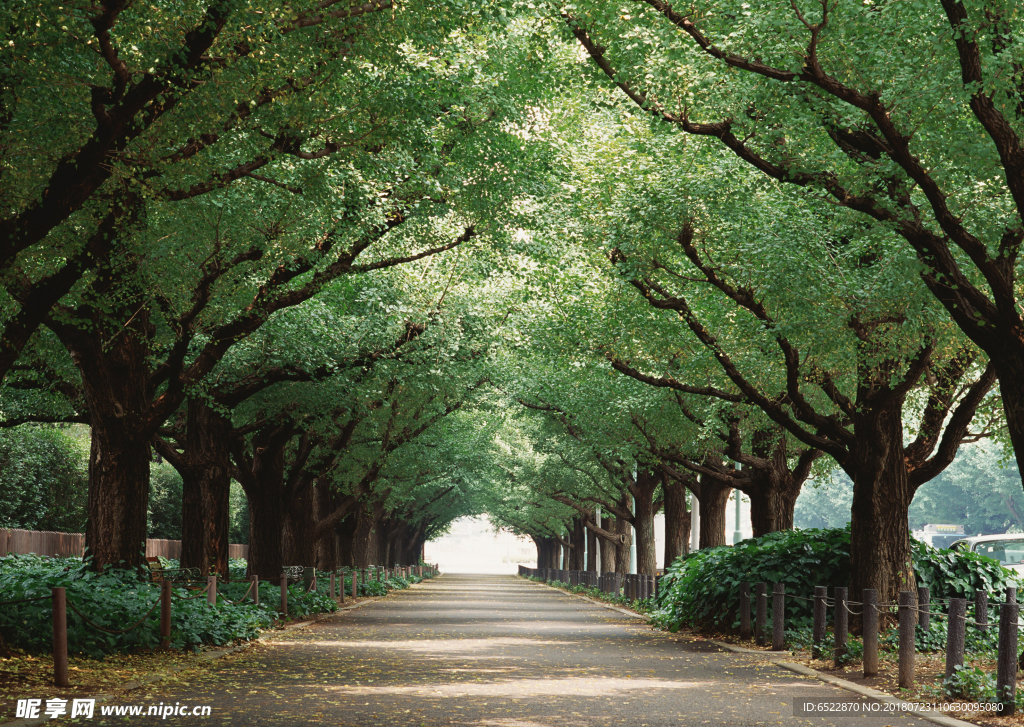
[772,583,785,651]
[863,589,878,677]
[945,597,966,681]
[812,586,827,659]
[834,587,848,665]
[207,575,217,606]
[160,580,172,649]
[280,575,288,616]
[917,586,930,630]
[52,587,68,687]
[330,572,336,600]
[739,583,751,641]
[997,589,1018,715]
[351,570,357,599]
[898,591,915,688]
[755,583,767,646]
[250,575,259,606]
[338,571,346,603]
[975,590,989,632]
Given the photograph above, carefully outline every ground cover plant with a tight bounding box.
[650,527,1020,634]
[0,555,342,657]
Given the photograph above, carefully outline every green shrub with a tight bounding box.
[651,526,1021,634]
[0,555,343,657]
[0,426,87,533]
[0,555,274,657]
[358,580,387,597]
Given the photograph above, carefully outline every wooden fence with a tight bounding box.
[0,529,249,560]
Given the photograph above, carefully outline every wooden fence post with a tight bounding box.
[917,586,930,630]
[975,590,989,632]
[739,583,751,641]
[945,597,966,681]
[812,586,826,659]
[898,591,915,689]
[996,589,1018,715]
[834,587,848,666]
[280,575,288,616]
[250,575,259,606]
[863,589,878,677]
[755,583,767,646]
[160,580,172,649]
[207,575,217,606]
[772,584,785,651]
[52,587,68,687]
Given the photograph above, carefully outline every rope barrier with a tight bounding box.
[841,601,863,616]
[952,612,992,628]
[176,582,212,601]
[218,580,256,606]
[67,595,162,635]
[0,595,50,606]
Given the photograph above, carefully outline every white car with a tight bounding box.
[949,534,1024,574]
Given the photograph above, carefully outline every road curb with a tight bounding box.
[523,577,647,619]
[710,641,979,727]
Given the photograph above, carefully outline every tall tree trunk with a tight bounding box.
[337,514,357,567]
[599,514,618,573]
[314,485,338,571]
[283,483,316,567]
[746,475,799,537]
[633,470,659,575]
[235,427,292,580]
[531,536,543,568]
[586,511,599,571]
[743,429,807,537]
[615,515,632,574]
[68,326,152,571]
[350,504,383,567]
[848,401,917,612]
[246,485,286,580]
[570,517,586,570]
[178,399,232,577]
[698,477,731,549]
[662,477,690,566]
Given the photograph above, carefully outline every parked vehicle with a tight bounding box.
[916,523,965,550]
[949,534,1024,573]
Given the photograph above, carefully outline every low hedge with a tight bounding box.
[651,526,1021,634]
[0,555,338,657]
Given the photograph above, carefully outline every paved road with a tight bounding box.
[73,574,937,726]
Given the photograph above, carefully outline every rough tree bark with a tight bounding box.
[586,512,599,571]
[615,513,633,574]
[599,514,618,572]
[570,517,586,570]
[633,469,660,575]
[60,317,152,571]
[160,398,233,577]
[662,475,690,565]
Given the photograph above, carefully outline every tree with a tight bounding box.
[0,0,405,381]
[561,0,1024,489]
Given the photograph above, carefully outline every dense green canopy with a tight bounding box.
[1,0,1021,603]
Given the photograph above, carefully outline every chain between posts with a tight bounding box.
[218,579,256,606]
[66,596,162,635]
[0,595,50,606]
[176,581,213,600]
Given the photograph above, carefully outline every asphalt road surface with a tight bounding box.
[66,574,940,726]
